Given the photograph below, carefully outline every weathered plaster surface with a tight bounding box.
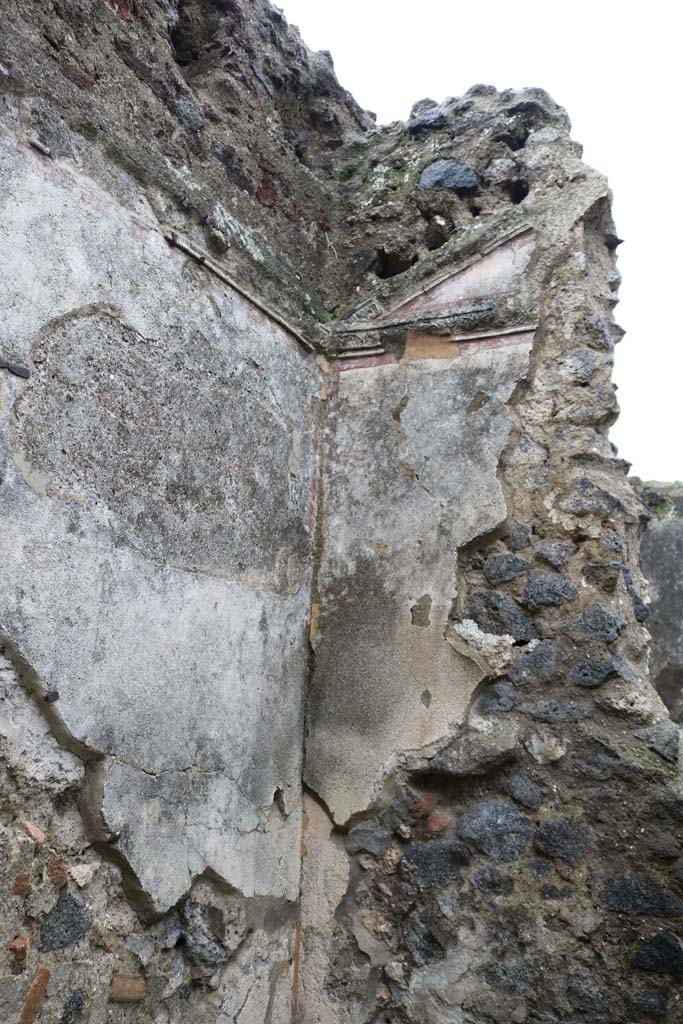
[0,3,680,1021]
[0,133,314,914]
[307,339,531,823]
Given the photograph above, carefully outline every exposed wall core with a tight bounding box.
[0,3,680,1023]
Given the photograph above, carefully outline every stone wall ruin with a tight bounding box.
[0,2,681,1023]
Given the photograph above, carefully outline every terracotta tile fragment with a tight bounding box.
[109,973,146,1003]
[48,856,68,886]
[425,813,450,833]
[19,964,51,1024]
[409,794,436,818]
[13,865,32,896]
[9,935,28,974]
[19,819,46,845]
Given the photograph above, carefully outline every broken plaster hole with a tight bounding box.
[502,179,530,205]
[411,594,432,628]
[421,689,433,708]
[374,246,419,280]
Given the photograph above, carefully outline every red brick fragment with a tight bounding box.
[20,819,46,845]
[409,794,436,819]
[9,936,28,974]
[59,62,96,90]
[109,973,146,1003]
[19,964,50,1023]
[48,856,68,887]
[13,865,32,896]
[258,173,278,208]
[425,813,450,834]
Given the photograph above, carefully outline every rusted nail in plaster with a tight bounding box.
[164,229,315,354]
[28,138,52,158]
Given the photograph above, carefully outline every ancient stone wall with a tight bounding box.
[0,3,681,1023]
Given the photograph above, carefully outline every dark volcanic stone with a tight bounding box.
[507,521,532,551]
[60,991,86,1024]
[408,107,447,134]
[534,818,588,864]
[401,907,443,964]
[473,864,514,894]
[639,830,680,862]
[534,540,577,568]
[479,682,516,714]
[603,874,683,917]
[567,970,612,1014]
[508,640,558,686]
[569,656,620,689]
[570,603,626,644]
[502,769,544,811]
[623,990,668,1023]
[634,721,680,764]
[523,572,578,609]
[623,567,650,622]
[521,700,591,723]
[458,798,533,862]
[467,591,539,642]
[418,158,480,194]
[541,883,572,900]
[400,840,470,889]
[40,893,91,952]
[483,553,531,584]
[633,931,683,976]
[480,958,537,996]
[559,476,626,517]
[346,819,393,857]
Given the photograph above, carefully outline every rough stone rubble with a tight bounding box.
[0,1,681,1022]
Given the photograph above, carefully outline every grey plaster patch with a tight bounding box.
[306,342,531,822]
[0,138,314,913]
[0,651,83,792]
[11,308,310,584]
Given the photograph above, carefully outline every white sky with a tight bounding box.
[280,0,681,482]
